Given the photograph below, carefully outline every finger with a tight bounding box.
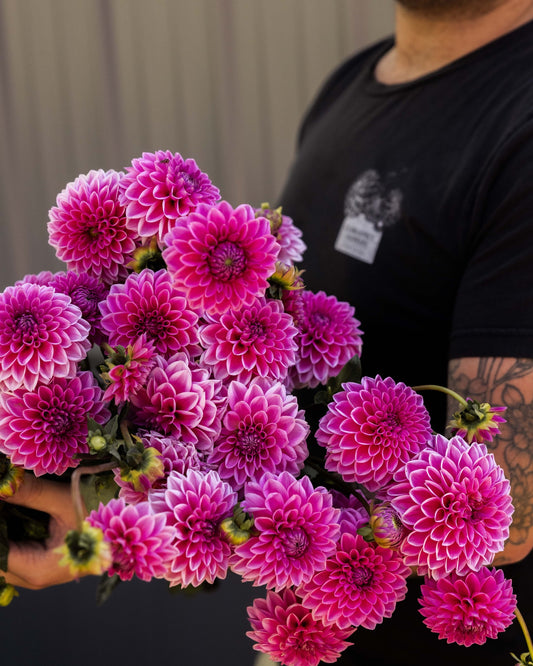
[5,541,80,590]
[3,473,72,517]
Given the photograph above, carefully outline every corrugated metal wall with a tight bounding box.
[0,0,393,287]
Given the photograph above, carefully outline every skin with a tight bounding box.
[376,0,533,84]
[4,0,533,591]
[1,474,82,589]
[448,359,533,566]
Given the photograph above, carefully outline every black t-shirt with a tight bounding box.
[279,20,533,666]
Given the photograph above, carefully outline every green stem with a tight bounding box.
[71,461,117,530]
[305,458,371,515]
[413,384,468,408]
[119,421,135,449]
[515,607,533,662]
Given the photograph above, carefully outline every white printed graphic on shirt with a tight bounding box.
[335,169,403,264]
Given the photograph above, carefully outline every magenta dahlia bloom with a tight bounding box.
[316,375,432,492]
[290,290,363,389]
[247,588,353,666]
[419,568,516,646]
[115,430,207,504]
[0,283,91,392]
[103,335,157,405]
[99,269,200,359]
[87,498,176,582]
[0,371,109,476]
[149,469,237,587]
[15,271,56,286]
[208,378,308,491]
[48,169,138,285]
[130,353,222,454]
[121,150,220,243]
[230,472,340,591]
[199,297,298,383]
[50,271,108,344]
[276,214,307,265]
[329,489,369,536]
[162,201,279,315]
[389,434,514,578]
[298,532,410,631]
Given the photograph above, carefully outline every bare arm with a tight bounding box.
[448,357,533,566]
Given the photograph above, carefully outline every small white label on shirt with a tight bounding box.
[335,214,382,264]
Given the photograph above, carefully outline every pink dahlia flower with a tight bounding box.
[316,375,432,492]
[247,588,353,666]
[48,169,138,285]
[0,283,91,392]
[199,297,298,383]
[389,434,514,578]
[230,472,340,591]
[115,430,207,504]
[149,469,237,587]
[298,532,410,631]
[0,371,109,476]
[290,291,363,389]
[87,498,175,582]
[162,201,279,315]
[208,378,309,491]
[121,150,220,243]
[103,335,157,405]
[329,490,369,536]
[419,568,516,646]
[15,271,56,286]
[50,271,108,344]
[276,214,307,265]
[99,269,200,359]
[130,353,222,454]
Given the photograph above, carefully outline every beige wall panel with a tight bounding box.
[0,0,394,287]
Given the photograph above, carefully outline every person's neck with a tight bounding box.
[376,0,533,84]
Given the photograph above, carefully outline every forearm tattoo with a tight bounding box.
[448,358,533,557]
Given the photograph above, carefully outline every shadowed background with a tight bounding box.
[0,1,393,664]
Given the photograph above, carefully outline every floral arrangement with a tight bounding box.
[0,150,530,666]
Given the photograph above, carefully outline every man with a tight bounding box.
[262,0,533,663]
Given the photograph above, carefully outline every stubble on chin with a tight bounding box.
[395,0,507,20]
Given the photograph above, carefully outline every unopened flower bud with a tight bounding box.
[0,582,18,606]
[448,398,506,444]
[120,446,165,492]
[56,523,112,577]
[369,503,407,549]
[89,435,108,453]
[220,504,254,546]
[255,202,283,234]
[0,454,24,499]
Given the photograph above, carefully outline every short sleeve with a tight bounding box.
[450,118,533,359]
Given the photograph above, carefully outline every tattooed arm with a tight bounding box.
[448,357,533,566]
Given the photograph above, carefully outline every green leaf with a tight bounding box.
[96,573,121,606]
[79,471,119,513]
[327,355,362,396]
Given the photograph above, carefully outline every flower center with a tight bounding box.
[41,407,73,435]
[349,564,373,589]
[283,527,309,558]
[135,311,168,338]
[308,310,330,335]
[15,312,39,343]
[241,319,266,344]
[208,241,246,281]
[236,426,265,457]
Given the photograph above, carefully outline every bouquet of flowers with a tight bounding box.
[0,150,529,666]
